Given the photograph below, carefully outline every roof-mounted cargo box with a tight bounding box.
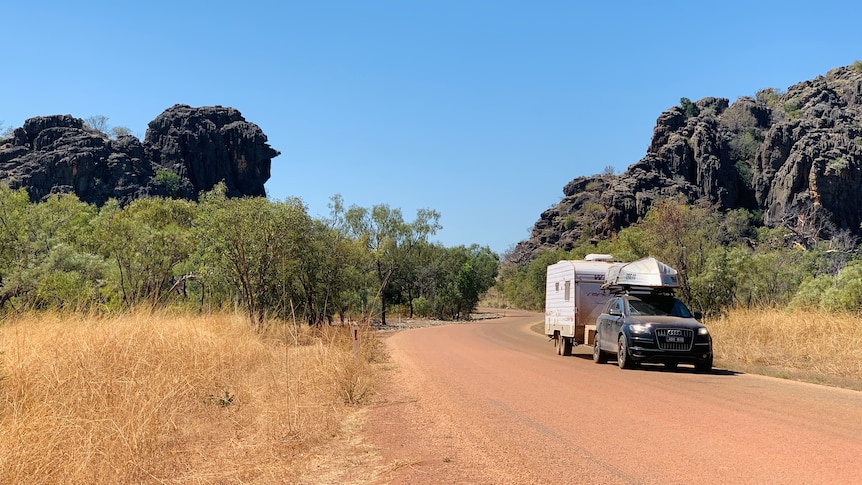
[602,257,679,294]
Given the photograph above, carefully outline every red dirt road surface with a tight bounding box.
[366,309,862,484]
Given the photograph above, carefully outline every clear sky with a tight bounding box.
[3,1,861,255]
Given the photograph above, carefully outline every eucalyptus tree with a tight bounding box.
[194,186,313,326]
[0,188,107,310]
[434,244,499,319]
[335,199,440,324]
[0,186,33,308]
[91,197,196,308]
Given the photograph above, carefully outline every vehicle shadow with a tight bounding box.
[570,346,741,376]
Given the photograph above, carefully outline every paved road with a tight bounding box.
[368,309,862,484]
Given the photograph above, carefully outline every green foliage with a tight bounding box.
[0,185,498,323]
[729,129,762,163]
[336,199,442,324]
[826,157,849,175]
[155,169,182,197]
[852,60,862,74]
[0,190,110,310]
[412,296,432,318]
[680,97,699,118]
[791,261,862,312]
[497,249,568,311]
[195,186,311,325]
[755,87,783,107]
[91,197,196,308]
[784,97,803,119]
[735,161,754,187]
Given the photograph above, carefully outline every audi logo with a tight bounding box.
[666,329,683,336]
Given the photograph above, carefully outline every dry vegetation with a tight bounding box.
[2,306,860,483]
[0,311,385,484]
[709,308,862,390]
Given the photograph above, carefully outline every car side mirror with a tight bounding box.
[693,311,703,320]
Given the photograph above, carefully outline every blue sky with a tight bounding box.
[3,1,861,254]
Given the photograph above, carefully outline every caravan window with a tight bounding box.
[564,280,571,301]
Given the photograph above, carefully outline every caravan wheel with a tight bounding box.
[561,336,573,356]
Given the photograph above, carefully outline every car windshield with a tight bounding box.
[628,296,693,318]
[626,300,667,316]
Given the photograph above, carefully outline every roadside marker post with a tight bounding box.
[352,324,360,364]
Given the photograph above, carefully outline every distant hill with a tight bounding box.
[0,104,279,206]
[507,63,862,264]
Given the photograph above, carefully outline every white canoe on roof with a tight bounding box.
[603,257,679,290]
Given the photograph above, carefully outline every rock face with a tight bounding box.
[0,104,279,206]
[508,64,862,264]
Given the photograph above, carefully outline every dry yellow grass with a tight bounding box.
[0,311,383,484]
[708,308,862,389]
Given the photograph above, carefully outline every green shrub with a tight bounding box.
[680,97,699,118]
[412,296,432,318]
[826,157,849,174]
[155,169,182,196]
[755,87,783,107]
[784,97,803,119]
[735,161,754,187]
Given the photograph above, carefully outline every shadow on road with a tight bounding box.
[566,346,741,376]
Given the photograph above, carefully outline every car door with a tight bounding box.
[597,299,615,351]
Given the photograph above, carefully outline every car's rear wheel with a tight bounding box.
[593,335,607,364]
[618,335,634,369]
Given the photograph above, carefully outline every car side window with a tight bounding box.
[607,299,622,316]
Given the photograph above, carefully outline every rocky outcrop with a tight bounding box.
[0,104,279,206]
[145,104,278,199]
[508,63,862,264]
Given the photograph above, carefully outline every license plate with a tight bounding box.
[667,336,684,343]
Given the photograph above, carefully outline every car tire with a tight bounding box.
[695,356,713,373]
[593,335,607,364]
[618,334,634,369]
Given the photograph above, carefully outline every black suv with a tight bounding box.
[593,294,713,372]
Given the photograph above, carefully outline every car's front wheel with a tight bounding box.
[618,335,635,369]
[593,335,607,364]
[695,355,713,373]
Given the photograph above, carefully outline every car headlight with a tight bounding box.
[698,327,710,336]
[630,323,652,334]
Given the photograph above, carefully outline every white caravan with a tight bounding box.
[544,254,616,355]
